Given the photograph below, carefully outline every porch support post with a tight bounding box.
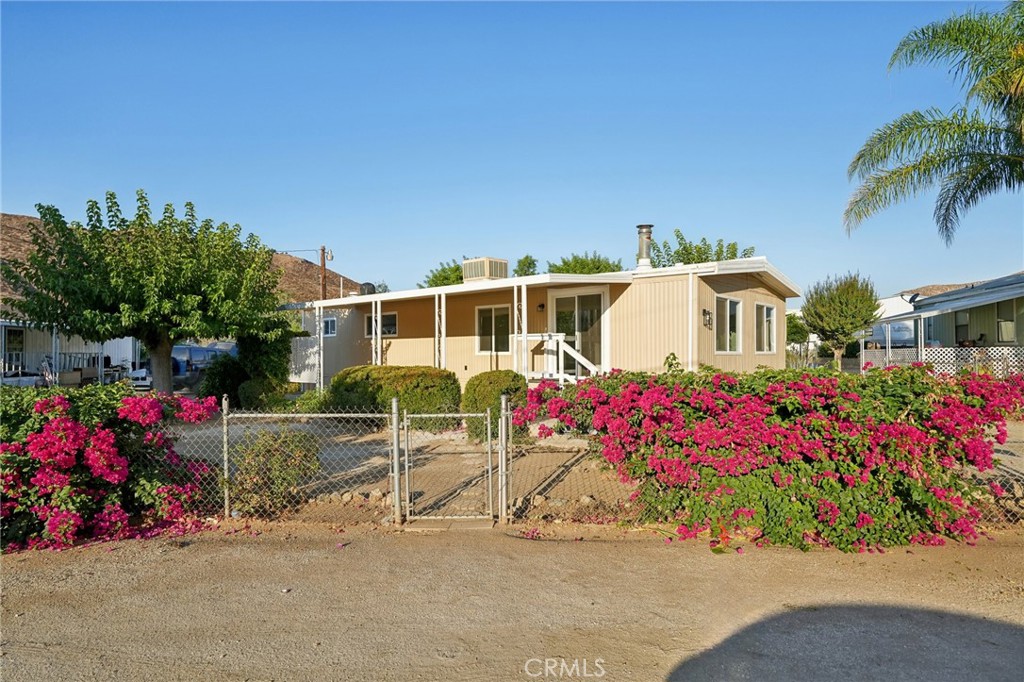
[98,340,105,385]
[439,293,447,370]
[512,284,519,374]
[316,305,324,391]
[51,330,58,383]
[884,323,892,367]
[520,284,528,378]
[433,294,440,368]
[0,322,6,374]
[917,316,925,361]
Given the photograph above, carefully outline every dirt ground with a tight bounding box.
[2,521,1023,682]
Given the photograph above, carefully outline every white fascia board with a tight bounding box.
[290,271,636,310]
[632,257,802,298]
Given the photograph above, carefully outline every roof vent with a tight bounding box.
[359,282,376,295]
[462,257,508,282]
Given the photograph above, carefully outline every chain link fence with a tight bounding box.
[168,396,1024,529]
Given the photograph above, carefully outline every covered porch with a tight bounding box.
[290,272,633,390]
[1,320,138,386]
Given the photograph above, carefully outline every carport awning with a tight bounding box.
[880,289,1019,323]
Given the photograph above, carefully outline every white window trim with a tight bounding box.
[323,316,337,338]
[995,300,1016,344]
[714,296,742,355]
[476,304,512,355]
[754,303,776,354]
[364,312,398,339]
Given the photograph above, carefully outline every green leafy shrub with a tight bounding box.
[327,365,461,429]
[461,370,527,442]
[1,383,134,442]
[237,378,287,410]
[291,389,334,413]
[514,366,1024,552]
[229,429,320,517]
[198,354,249,407]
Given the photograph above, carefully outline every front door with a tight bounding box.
[552,292,604,378]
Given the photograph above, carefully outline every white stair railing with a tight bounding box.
[523,332,599,384]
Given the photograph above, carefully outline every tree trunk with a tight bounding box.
[149,336,175,394]
[833,348,843,373]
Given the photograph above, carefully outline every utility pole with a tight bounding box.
[320,245,328,300]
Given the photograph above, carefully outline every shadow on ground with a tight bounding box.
[666,604,1023,682]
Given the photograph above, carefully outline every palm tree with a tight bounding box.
[845,1,1024,245]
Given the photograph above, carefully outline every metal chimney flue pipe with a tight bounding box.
[636,224,653,270]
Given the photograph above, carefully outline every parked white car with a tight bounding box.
[129,369,152,391]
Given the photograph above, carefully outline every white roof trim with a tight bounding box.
[281,256,802,311]
[880,286,1023,323]
[633,256,802,298]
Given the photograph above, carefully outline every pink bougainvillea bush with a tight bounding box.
[1,384,219,552]
[514,366,1024,552]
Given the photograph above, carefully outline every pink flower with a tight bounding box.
[25,417,88,469]
[117,396,165,427]
[537,424,554,439]
[988,482,1005,498]
[34,395,71,415]
[83,427,129,485]
[855,513,874,529]
[174,396,219,423]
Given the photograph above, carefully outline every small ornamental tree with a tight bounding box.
[547,251,622,274]
[801,273,880,369]
[1,191,285,394]
[419,259,464,288]
[513,255,538,277]
[650,229,756,267]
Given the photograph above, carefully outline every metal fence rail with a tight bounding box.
[168,394,1024,529]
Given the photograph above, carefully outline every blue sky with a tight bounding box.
[2,1,1021,302]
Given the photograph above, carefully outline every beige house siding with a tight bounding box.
[697,274,787,371]
[608,278,692,373]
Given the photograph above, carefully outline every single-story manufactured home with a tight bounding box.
[864,271,1024,376]
[289,226,802,388]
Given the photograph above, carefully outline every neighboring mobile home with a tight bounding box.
[289,226,802,388]
[865,271,1024,376]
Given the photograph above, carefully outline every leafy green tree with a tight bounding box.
[801,273,881,370]
[1,190,283,393]
[546,251,622,274]
[845,2,1024,244]
[650,229,756,267]
[373,280,391,293]
[513,254,538,277]
[419,259,464,288]
[786,313,810,345]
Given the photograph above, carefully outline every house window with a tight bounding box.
[954,311,970,344]
[322,317,337,337]
[364,313,398,338]
[755,304,775,353]
[477,305,511,354]
[715,297,740,353]
[997,300,1016,343]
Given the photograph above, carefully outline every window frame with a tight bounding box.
[755,303,776,354]
[714,296,742,354]
[323,316,337,338]
[476,304,512,355]
[996,300,1016,343]
[363,312,398,339]
[954,311,970,344]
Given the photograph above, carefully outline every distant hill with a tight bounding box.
[1,213,359,307]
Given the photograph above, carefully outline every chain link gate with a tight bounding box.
[401,409,494,520]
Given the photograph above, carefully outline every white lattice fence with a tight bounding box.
[861,347,1024,377]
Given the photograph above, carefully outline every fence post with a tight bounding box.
[391,397,403,525]
[221,394,230,519]
[486,407,494,520]
[499,394,508,524]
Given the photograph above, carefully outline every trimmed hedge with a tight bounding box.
[461,370,527,442]
[328,365,461,416]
